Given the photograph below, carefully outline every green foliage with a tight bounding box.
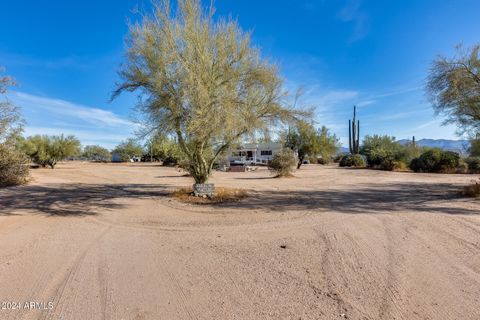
[360,135,400,170]
[410,149,460,173]
[426,44,480,134]
[1,71,23,144]
[360,135,422,171]
[470,138,480,156]
[0,69,29,186]
[284,122,339,168]
[339,154,366,167]
[21,135,81,169]
[82,145,111,162]
[284,121,315,169]
[113,0,304,184]
[466,157,480,173]
[146,135,183,165]
[0,143,29,187]
[112,139,144,162]
[268,148,297,177]
[317,126,340,164]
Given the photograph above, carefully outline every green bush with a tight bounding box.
[82,145,111,162]
[360,134,419,171]
[470,139,480,157]
[268,148,297,177]
[112,139,143,162]
[20,134,81,168]
[466,157,480,173]
[0,144,29,187]
[147,135,183,164]
[410,149,460,173]
[339,154,367,167]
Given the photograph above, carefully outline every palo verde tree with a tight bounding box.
[114,0,302,189]
[426,44,480,135]
[83,145,111,162]
[1,72,23,143]
[0,69,29,186]
[21,134,81,169]
[284,121,338,169]
[284,120,319,169]
[146,134,183,164]
[317,126,340,163]
[112,139,144,162]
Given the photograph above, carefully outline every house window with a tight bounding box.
[260,150,272,156]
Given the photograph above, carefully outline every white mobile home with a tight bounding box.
[228,142,283,165]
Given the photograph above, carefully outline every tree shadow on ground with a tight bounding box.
[1,181,477,217]
[0,184,169,217]
[220,182,479,215]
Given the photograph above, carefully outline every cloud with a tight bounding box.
[366,86,422,100]
[337,0,369,42]
[305,88,359,109]
[357,100,375,107]
[10,91,135,149]
[13,92,132,127]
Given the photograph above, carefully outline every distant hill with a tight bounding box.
[339,139,470,155]
[397,139,470,154]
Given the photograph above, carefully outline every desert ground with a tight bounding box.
[0,162,479,320]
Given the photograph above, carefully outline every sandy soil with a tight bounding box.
[0,162,479,320]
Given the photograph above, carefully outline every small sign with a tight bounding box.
[193,183,215,197]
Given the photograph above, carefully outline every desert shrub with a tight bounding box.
[308,156,319,164]
[391,160,408,171]
[456,159,469,174]
[112,139,143,162]
[360,134,416,170]
[82,145,111,162]
[20,134,81,168]
[162,156,178,166]
[268,148,297,177]
[462,179,480,197]
[410,149,460,173]
[0,144,29,186]
[146,135,183,164]
[0,70,28,186]
[465,157,480,173]
[283,123,339,169]
[333,154,345,163]
[339,154,366,167]
[470,139,480,157]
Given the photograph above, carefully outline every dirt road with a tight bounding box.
[0,162,479,319]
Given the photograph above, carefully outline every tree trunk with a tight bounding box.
[297,156,304,169]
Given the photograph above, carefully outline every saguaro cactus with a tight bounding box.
[349,106,360,154]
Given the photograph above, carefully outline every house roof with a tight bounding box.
[238,142,282,150]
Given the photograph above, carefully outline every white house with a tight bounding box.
[228,142,283,165]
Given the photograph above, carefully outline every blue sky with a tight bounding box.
[1,0,479,149]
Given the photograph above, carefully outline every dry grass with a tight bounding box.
[462,179,480,198]
[172,187,248,204]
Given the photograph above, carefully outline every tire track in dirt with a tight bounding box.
[377,216,407,320]
[315,228,357,318]
[20,226,112,320]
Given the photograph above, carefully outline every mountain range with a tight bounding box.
[397,139,470,154]
[340,139,471,154]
